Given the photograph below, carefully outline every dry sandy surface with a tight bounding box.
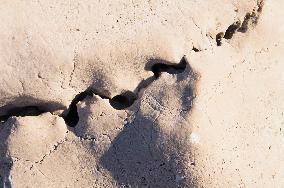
[0,0,283,187]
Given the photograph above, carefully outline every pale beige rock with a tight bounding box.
[0,0,283,187]
[2,113,67,162]
[0,0,255,114]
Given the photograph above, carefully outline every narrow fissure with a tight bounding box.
[216,32,224,46]
[224,21,241,39]
[237,13,250,33]
[192,46,200,52]
[151,56,187,78]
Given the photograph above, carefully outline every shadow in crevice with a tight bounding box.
[0,106,44,123]
[192,46,200,52]
[216,32,224,46]
[0,96,65,123]
[224,21,241,39]
[132,56,188,96]
[63,89,94,127]
[109,91,137,110]
[145,57,187,78]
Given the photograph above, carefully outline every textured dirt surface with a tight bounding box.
[0,0,283,187]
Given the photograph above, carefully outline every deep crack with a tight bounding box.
[0,106,45,122]
[63,90,94,127]
[224,21,241,39]
[216,32,224,46]
[110,91,137,110]
[0,56,188,127]
[192,46,200,52]
[151,56,187,78]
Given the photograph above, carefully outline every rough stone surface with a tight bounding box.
[0,0,283,187]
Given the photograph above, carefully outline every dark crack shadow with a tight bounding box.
[216,32,224,46]
[0,96,65,122]
[224,21,241,39]
[63,89,94,127]
[145,57,187,78]
[109,91,137,110]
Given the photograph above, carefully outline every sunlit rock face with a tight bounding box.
[0,0,283,187]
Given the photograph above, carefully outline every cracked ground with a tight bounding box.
[0,0,283,187]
